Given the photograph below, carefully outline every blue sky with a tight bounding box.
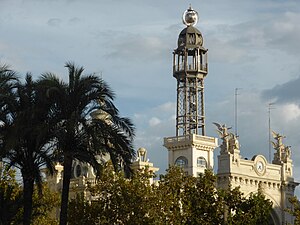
[1,0,300,189]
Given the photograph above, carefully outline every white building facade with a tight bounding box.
[165,6,299,225]
[216,127,298,224]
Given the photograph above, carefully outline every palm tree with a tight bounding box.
[0,65,18,126]
[0,70,56,225]
[39,62,135,225]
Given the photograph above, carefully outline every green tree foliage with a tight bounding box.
[68,194,97,225]
[183,169,225,224]
[155,166,194,224]
[286,196,300,225]
[13,183,60,225]
[31,183,60,225]
[68,165,273,225]
[69,162,155,225]
[231,190,273,225]
[0,165,22,225]
[0,165,59,225]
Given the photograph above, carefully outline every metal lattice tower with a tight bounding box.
[173,6,208,136]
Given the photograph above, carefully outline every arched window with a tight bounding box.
[197,157,207,168]
[75,164,82,177]
[175,156,188,168]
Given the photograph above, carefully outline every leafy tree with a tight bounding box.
[13,182,60,225]
[286,196,300,225]
[39,62,135,225]
[183,169,225,225]
[228,190,272,225]
[0,165,23,225]
[154,166,193,224]
[69,162,155,225]
[0,165,59,225]
[0,68,56,225]
[68,193,98,225]
[219,186,243,224]
[31,183,60,225]
[68,165,274,225]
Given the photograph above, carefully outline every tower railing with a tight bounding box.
[164,134,216,144]
[173,63,207,73]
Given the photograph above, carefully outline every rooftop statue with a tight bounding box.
[272,131,291,163]
[137,147,148,162]
[228,133,240,153]
[213,122,239,153]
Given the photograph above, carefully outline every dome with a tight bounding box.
[177,26,203,49]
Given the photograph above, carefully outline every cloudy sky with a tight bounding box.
[1,0,300,191]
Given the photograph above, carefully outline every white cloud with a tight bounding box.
[280,103,300,122]
[149,117,161,127]
[133,113,143,120]
[104,33,170,63]
[207,38,250,63]
[156,102,176,112]
[204,9,300,67]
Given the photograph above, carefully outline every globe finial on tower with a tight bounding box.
[182,5,198,26]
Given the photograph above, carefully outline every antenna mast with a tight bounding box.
[268,102,275,162]
[234,88,241,136]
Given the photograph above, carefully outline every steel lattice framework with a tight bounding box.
[173,19,208,136]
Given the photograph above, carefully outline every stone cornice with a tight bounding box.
[164,134,218,151]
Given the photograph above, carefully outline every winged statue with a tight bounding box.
[213,122,232,139]
[213,122,235,152]
[272,131,291,163]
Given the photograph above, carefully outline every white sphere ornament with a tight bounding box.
[182,6,198,26]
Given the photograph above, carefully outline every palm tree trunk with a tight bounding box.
[59,155,73,225]
[23,176,34,225]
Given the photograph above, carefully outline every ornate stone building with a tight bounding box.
[165,6,299,225]
[216,125,298,224]
[46,147,158,197]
